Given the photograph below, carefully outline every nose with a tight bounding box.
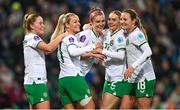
[42,24,45,28]
[108,20,113,24]
[100,21,105,26]
[78,22,81,27]
[120,20,124,24]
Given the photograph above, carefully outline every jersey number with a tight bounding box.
[108,81,116,90]
[137,81,146,90]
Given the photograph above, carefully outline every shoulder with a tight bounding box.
[63,34,77,43]
[135,28,145,40]
[24,33,41,42]
[116,29,125,36]
[130,28,145,40]
[115,29,125,39]
[76,29,91,37]
[76,30,91,43]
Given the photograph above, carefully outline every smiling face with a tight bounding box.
[108,13,120,32]
[120,12,136,32]
[30,16,45,36]
[66,15,81,34]
[91,15,105,35]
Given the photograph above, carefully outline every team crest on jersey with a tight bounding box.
[69,37,74,43]
[33,36,40,41]
[80,35,86,42]
[110,40,114,46]
[117,37,123,43]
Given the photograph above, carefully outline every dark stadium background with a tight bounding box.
[0,0,179,109]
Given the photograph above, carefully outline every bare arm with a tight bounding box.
[37,32,68,53]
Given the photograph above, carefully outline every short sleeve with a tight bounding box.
[115,36,126,52]
[132,32,147,46]
[27,35,42,48]
[76,30,90,46]
[64,35,78,47]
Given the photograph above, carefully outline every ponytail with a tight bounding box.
[51,13,77,41]
[23,14,29,33]
[136,17,148,40]
[51,14,66,41]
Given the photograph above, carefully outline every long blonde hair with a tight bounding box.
[51,13,77,41]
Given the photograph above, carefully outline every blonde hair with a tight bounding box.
[51,13,77,41]
[123,9,148,39]
[23,13,40,33]
[110,10,121,20]
[110,10,121,29]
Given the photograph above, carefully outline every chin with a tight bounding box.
[39,32,44,36]
[74,30,79,34]
[76,29,80,32]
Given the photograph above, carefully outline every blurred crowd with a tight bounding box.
[0,0,179,109]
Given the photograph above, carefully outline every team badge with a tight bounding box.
[80,35,86,42]
[137,33,144,40]
[117,37,123,43]
[110,40,114,46]
[69,37,74,43]
[33,36,40,41]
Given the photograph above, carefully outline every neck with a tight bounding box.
[66,29,75,35]
[30,30,38,35]
[92,29,101,37]
[111,27,120,34]
[127,25,136,34]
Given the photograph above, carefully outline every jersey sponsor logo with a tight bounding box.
[33,36,40,41]
[69,37,74,43]
[80,35,86,42]
[117,37,123,43]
